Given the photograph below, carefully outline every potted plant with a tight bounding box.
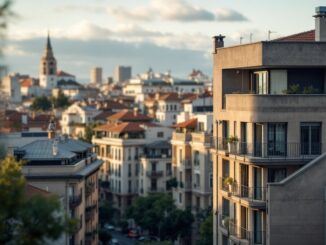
[227,136,239,153]
[223,177,234,193]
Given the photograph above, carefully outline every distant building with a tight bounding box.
[39,33,57,90]
[14,122,103,245]
[115,65,131,83]
[90,67,102,84]
[1,73,22,104]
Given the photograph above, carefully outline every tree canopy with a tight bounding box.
[31,92,71,111]
[197,212,213,245]
[0,156,76,245]
[126,193,194,242]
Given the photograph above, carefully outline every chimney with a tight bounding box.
[314,6,326,41]
[213,34,225,53]
[47,117,56,139]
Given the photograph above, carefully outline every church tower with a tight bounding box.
[39,33,57,89]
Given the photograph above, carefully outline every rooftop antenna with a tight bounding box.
[249,33,253,43]
[240,36,244,44]
[268,30,276,41]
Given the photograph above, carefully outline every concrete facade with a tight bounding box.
[212,11,326,245]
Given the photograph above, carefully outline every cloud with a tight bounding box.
[107,0,246,22]
[216,8,249,22]
[5,37,212,80]
[8,21,211,51]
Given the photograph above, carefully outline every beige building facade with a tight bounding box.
[14,128,102,245]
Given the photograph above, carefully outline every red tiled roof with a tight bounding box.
[94,111,114,121]
[57,70,74,77]
[173,118,197,129]
[25,184,51,198]
[158,93,181,101]
[20,78,33,88]
[274,30,315,42]
[95,122,145,133]
[107,111,152,122]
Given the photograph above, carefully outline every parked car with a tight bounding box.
[127,229,139,238]
[111,238,119,245]
[104,223,115,230]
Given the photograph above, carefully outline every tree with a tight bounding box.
[99,200,119,226]
[31,95,52,111]
[127,194,194,242]
[98,229,111,245]
[0,156,76,244]
[82,123,100,143]
[52,91,70,109]
[197,212,213,245]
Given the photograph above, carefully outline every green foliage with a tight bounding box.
[0,156,76,244]
[166,177,177,190]
[31,95,52,111]
[127,193,194,241]
[197,212,213,245]
[226,136,238,143]
[0,0,14,38]
[136,241,173,245]
[82,123,100,143]
[99,229,111,244]
[52,91,71,109]
[99,200,120,226]
[303,85,319,94]
[283,84,300,94]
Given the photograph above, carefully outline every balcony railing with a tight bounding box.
[86,182,96,196]
[229,222,251,241]
[215,138,322,159]
[219,177,266,202]
[172,132,191,141]
[181,159,192,169]
[146,170,164,178]
[69,194,82,209]
[147,187,165,193]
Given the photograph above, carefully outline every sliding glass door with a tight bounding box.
[301,123,321,155]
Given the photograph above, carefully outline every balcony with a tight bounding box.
[69,194,82,209]
[172,132,191,142]
[147,187,165,193]
[220,177,266,209]
[181,159,192,169]
[146,170,164,178]
[191,132,212,145]
[215,138,321,162]
[85,204,96,222]
[86,182,96,197]
[225,94,326,113]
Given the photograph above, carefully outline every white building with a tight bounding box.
[61,103,101,138]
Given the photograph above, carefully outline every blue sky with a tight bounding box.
[2,0,325,81]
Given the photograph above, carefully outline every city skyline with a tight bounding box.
[2,0,325,80]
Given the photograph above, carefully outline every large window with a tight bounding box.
[301,123,321,155]
[253,71,268,94]
[268,123,287,156]
[268,168,286,182]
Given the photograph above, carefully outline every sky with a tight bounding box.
[2,0,325,81]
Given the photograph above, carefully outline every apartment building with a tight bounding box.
[61,103,101,138]
[1,73,22,104]
[171,115,213,213]
[139,140,173,196]
[212,6,326,245]
[92,120,172,215]
[14,121,103,245]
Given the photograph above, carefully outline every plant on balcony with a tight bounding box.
[303,85,319,94]
[226,136,238,153]
[223,177,234,192]
[222,216,233,230]
[282,84,300,94]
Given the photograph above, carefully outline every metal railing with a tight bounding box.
[181,159,192,169]
[146,170,164,178]
[215,138,322,159]
[69,194,82,209]
[219,177,266,201]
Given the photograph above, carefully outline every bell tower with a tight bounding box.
[39,32,57,89]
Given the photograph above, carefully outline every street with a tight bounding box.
[110,230,136,245]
